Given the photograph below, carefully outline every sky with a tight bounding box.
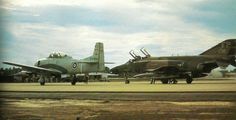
[0,0,235,69]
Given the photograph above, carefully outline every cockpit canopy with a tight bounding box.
[48,52,71,58]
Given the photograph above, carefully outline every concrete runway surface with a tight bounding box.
[1,79,236,120]
[0,79,236,92]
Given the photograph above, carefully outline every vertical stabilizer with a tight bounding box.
[93,42,105,71]
[200,39,236,56]
[82,42,105,72]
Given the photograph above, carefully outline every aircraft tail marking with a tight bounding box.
[82,42,105,72]
[200,39,236,56]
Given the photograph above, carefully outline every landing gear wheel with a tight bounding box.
[40,81,45,85]
[161,79,168,84]
[186,76,193,84]
[71,74,77,85]
[173,79,178,84]
[39,76,45,86]
[71,81,76,85]
[125,80,130,84]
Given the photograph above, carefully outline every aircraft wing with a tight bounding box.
[76,61,115,64]
[148,66,180,73]
[76,72,118,77]
[76,61,98,63]
[134,72,154,78]
[134,73,179,79]
[3,61,62,75]
[89,72,118,77]
[134,66,181,78]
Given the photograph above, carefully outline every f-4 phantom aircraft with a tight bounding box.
[3,42,114,85]
[111,39,236,84]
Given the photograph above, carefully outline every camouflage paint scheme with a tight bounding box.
[111,39,236,84]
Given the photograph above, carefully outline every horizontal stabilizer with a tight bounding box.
[76,61,98,63]
[104,62,115,64]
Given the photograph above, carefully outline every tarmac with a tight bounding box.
[0,79,236,92]
[1,79,236,120]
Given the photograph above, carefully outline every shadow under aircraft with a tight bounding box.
[3,42,114,85]
[111,39,236,84]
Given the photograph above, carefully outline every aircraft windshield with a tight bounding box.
[48,52,70,58]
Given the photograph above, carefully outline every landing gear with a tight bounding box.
[186,75,193,84]
[161,79,168,84]
[125,80,130,84]
[39,76,46,86]
[161,79,178,84]
[85,74,89,84]
[40,80,45,85]
[169,79,178,84]
[124,72,130,84]
[71,74,77,85]
[71,80,76,85]
[150,78,156,84]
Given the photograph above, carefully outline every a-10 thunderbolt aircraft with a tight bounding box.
[3,42,114,85]
[111,39,236,84]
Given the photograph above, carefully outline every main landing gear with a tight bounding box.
[71,74,77,85]
[186,75,193,84]
[125,80,130,84]
[124,72,130,84]
[159,79,177,84]
[39,75,46,85]
[71,74,89,85]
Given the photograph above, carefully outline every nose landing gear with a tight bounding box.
[186,75,193,84]
[39,75,46,85]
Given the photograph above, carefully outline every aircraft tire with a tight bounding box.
[186,76,193,84]
[39,77,45,85]
[161,79,168,84]
[71,75,77,85]
[40,81,45,85]
[173,79,178,84]
[71,81,76,85]
[125,80,130,84]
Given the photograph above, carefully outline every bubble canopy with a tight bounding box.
[48,52,71,58]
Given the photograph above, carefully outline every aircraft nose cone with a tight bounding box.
[111,64,129,74]
[110,66,119,74]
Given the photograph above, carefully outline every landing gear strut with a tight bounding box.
[125,80,130,84]
[186,75,193,84]
[124,72,130,84]
[71,74,77,85]
[161,79,178,84]
[150,78,156,84]
[85,74,89,84]
[161,79,168,84]
[169,79,178,84]
[40,80,45,85]
[39,76,46,85]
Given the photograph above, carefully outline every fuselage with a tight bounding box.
[111,55,229,78]
[34,53,101,75]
